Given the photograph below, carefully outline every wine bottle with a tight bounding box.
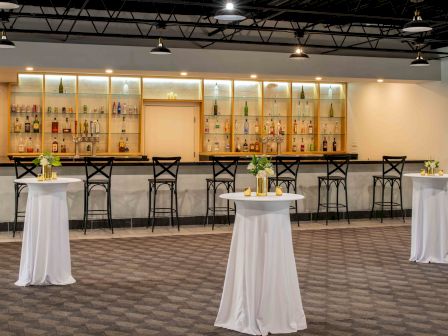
[243,138,249,152]
[254,118,259,134]
[215,118,221,130]
[300,120,305,134]
[207,139,212,152]
[293,119,298,134]
[300,138,305,152]
[213,139,219,152]
[328,85,333,99]
[244,101,249,116]
[334,121,340,134]
[308,120,313,134]
[270,119,275,135]
[255,139,260,152]
[323,137,328,152]
[94,120,100,134]
[244,119,249,135]
[329,103,334,117]
[59,78,64,94]
[18,137,25,153]
[117,101,122,115]
[33,115,40,133]
[204,118,210,133]
[213,100,218,116]
[24,116,31,133]
[292,137,297,152]
[52,117,59,133]
[112,102,117,114]
[121,116,126,133]
[225,136,231,152]
[300,85,305,99]
[52,137,58,153]
[60,138,67,153]
[332,138,337,151]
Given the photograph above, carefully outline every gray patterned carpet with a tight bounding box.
[0,226,448,336]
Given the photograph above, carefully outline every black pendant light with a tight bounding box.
[214,2,246,22]
[150,37,171,55]
[403,9,432,33]
[289,47,309,60]
[0,0,19,9]
[0,30,15,48]
[410,51,429,66]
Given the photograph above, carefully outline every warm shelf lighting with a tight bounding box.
[180,72,188,76]
[0,1,19,10]
[150,37,172,55]
[250,74,258,79]
[25,66,34,71]
[214,2,246,21]
[315,76,322,81]
[377,79,384,83]
[105,69,113,74]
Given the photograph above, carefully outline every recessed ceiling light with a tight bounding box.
[250,74,257,79]
[25,67,34,71]
[180,72,188,76]
[377,79,384,83]
[315,76,322,81]
[105,69,113,74]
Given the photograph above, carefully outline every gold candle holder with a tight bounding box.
[438,170,444,176]
[243,187,251,196]
[420,169,426,176]
[275,186,283,196]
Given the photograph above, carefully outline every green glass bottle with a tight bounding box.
[244,101,249,116]
[300,85,305,99]
[58,78,64,94]
[329,103,334,117]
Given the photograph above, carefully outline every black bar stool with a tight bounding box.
[205,156,239,230]
[13,158,38,237]
[370,156,406,223]
[317,154,351,225]
[148,157,181,232]
[83,157,114,234]
[268,156,301,225]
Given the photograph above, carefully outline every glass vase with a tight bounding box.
[256,176,268,196]
[427,167,435,176]
[42,165,53,180]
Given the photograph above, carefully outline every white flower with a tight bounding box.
[247,163,255,170]
[40,157,49,166]
[257,170,267,178]
[430,161,436,169]
[265,167,274,176]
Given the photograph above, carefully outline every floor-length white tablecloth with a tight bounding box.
[215,192,307,335]
[405,173,448,263]
[14,177,80,286]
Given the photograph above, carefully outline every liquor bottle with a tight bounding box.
[52,117,59,133]
[82,105,88,114]
[293,119,298,134]
[292,137,297,152]
[60,138,67,153]
[236,137,241,152]
[305,101,310,116]
[214,82,219,97]
[86,143,91,152]
[47,106,52,114]
[204,118,210,134]
[59,78,64,94]
[244,119,249,135]
[269,119,275,135]
[224,119,229,133]
[33,114,40,133]
[334,121,340,134]
[225,136,231,152]
[254,139,260,152]
[62,107,66,114]
[323,137,328,152]
[213,139,219,152]
[309,137,315,151]
[52,137,58,153]
[323,123,328,135]
[234,120,239,133]
[273,99,278,116]
[14,118,21,133]
[119,136,126,152]
[54,107,59,114]
[244,101,249,116]
[63,117,71,133]
[213,100,218,116]
[121,116,126,133]
[26,137,33,153]
[18,137,25,153]
[300,120,305,134]
[249,142,255,152]
[83,119,89,136]
[123,102,128,115]
[300,85,305,99]
[328,85,333,99]
[24,116,31,133]
[329,103,334,117]
[243,139,249,152]
[254,118,259,134]
[207,139,212,152]
[332,138,337,151]
[11,104,16,113]
[112,102,117,114]
[125,137,130,152]
[93,120,100,134]
[35,143,40,153]
[308,120,313,134]
[300,138,305,152]
[215,118,221,131]
[277,119,282,135]
[117,101,122,114]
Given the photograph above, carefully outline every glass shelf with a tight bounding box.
[11,91,43,95]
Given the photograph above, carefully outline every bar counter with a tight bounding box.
[0,155,424,230]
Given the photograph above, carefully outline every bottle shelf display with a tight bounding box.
[8,74,142,156]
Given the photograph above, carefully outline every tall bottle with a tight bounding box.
[292,137,297,152]
[213,138,219,152]
[63,117,71,133]
[26,137,34,153]
[236,137,241,152]
[60,138,67,153]
[119,136,126,152]
[52,117,59,133]
[24,116,31,133]
[213,99,218,116]
[300,138,305,152]
[328,85,333,99]
[93,120,100,134]
[18,137,25,153]
[52,137,59,153]
[300,85,305,99]
[33,115,40,133]
[83,119,89,136]
[300,120,305,134]
[204,118,210,134]
[14,118,21,133]
[293,119,298,134]
[332,138,337,151]
[117,101,122,115]
[323,137,328,152]
[121,116,126,133]
[215,118,221,131]
[334,121,340,134]
[207,139,212,152]
[254,118,259,134]
[225,135,231,152]
[329,103,334,117]
[308,120,313,134]
[243,138,249,152]
[58,78,64,94]
[269,119,275,135]
[244,119,249,135]
[243,101,249,116]
[277,119,283,135]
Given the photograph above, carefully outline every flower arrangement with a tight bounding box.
[247,155,274,178]
[32,152,62,167]
[424,160,439,170]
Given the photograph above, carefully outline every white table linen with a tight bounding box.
[405,173,448,263]
[215,192,307,335]
[14,177,80,286]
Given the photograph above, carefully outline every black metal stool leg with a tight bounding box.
[344,182,350,224]
[399,181,405,222]
[174,185,180,231]
[316,179,321,222]
[370,178,376,220]
[212,185,216,230]
[325,182,330,226]
[107,185,113,234]
[226,183,231,226]
[204,181,209,227]
[336,182,340,221]
[152,188,157,232]
[293,182,299,226]
[83,184,88,235]
[380,180,385,223]
[170,184,174,227]
[390,182,394,219]
[147,183,152,229]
